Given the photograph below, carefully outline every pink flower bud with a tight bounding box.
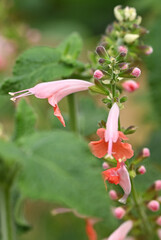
[93,70,104,80]
[145,46,153,55]
[156,216,161,226]
[102,162,109,169]
[131,67,141,78]
[142,148,150,157]
[155,180,161,191]
[113,207,126,219]
[118,46,128,55]
[119,62,128,70]
[122,80,139,92]
[138,166,146,175]
[109,190,118,200]
[147,200,160,212]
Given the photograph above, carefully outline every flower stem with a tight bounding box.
[0,186,16,240]
[67,94,79,133]
[130,177,152,239]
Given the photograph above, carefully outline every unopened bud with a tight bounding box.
[94,70,104,80]
[118,45,128,54]
[131,67,141,78]
[122,80,139,92]
[102,162,109,169]
[156,216,161,226]
[142,148,150,158]
[124,34,139,43]
[96,46,107,58]
[138,165,146,175]
[124,125,137,135]
[120,96,128,103]
[155,180,161,191]
[99,58,106,64]
[147,200,160,212]
[119,62,128,70]
[109,190,118,200]
[114,5,123,22]
[145,46,153,55]
[113,207,126,219]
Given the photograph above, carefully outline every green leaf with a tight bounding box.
[17,130,111,220]
[78,96,107,136]
[0,47,75,94]
[13,99,36,141]
[58,33,83,60]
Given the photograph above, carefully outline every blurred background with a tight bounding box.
[0,0,161,239]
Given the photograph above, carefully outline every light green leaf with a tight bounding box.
[17,130,111,219]
[13,99,36,141]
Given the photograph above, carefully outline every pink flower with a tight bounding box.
[122,80,139,92]
[155,180,161,191]
[156,216,161,226]
[118,46,128,54]
[147,200,160,212]
[131,67,141,78]
[113,207,126,219]
[142,148,150,157]
[89,105,133,161]
[105,220,133,240]
[109,190,118,200]
[102,162,131,204]
[9,79,93,127]
[138,165,146,175]
[93,70,104,80]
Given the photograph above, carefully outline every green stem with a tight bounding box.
[0,186,15,240]
[131,177,152,239]
[67,94,79,133]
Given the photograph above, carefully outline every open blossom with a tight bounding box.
[89,104,133,161]
[9,79,93,127]
[102,162,131,204]
[104,220,133,240]
[122,80,139,93]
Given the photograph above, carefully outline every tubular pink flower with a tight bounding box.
[9,79,93,126]
[105,220,133,240]
[113,207,126,219]
[109,190,118,200]
[102,162,131,204]
[155,180,161,191]
[122,80,139,93]
[147,200,160,212]
[93,70,104,80]
[105,103,119,156]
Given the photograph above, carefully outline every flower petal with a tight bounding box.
[112,140,133,161]
[86,219,97,240]
[89,139,108,158]
[53,104,66,127]
[107,220,133,240]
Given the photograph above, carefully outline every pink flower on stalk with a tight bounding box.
[104,220,133,240]
[89,103,134,161]
[122,80,139,93]
[131,67,141,78]
[102,162,131,204]
[93,70,104,80]
[138,165,146,175]
[142,147,150,157]
[9,79,93,127]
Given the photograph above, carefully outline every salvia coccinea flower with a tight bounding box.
[104,220,133,240]
[9,79,93,127]
[89,103,134,161]
[102,161,131,204]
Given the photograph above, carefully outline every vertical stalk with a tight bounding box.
[131,177,152,239]
[0,186,15,240]
[67,93,79,133]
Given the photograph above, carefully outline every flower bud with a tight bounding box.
[156,216,161,226]
[147,200,160,212]
[94,70,104,80]
[142,148,150,157]
[155,180,161,191]
[131,67,141,78]
[102,162,109,169]
[124,125,137,135]
[122,80,139,92]
[114,5,123,22]
[145,46,153,55]
[119,62,128,70]
[124,34,139,43]
[138,166,146,175]
[99,58,106,64]
[109,190,118,200]
[113,207,126,219]
[118,46,128,55]
[96,46,107,58]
